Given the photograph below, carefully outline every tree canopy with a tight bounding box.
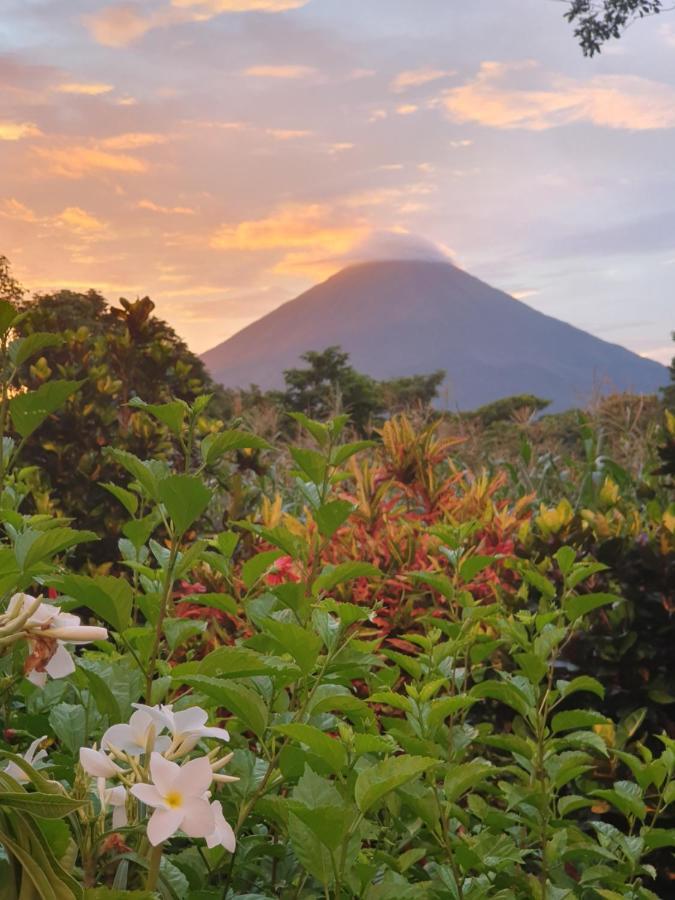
[563,0,663,55]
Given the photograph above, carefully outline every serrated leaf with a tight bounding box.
[10,379,83,438]
[0,792,85,818]
[564,592,619,622]
[100,482,139,516]
[551,709,610,733]
[355,755,438,813]
[9,332,62,367]
[128,398,187,435]
[180,676,268,737]
[241,549,283,590]
[314,499,354,538]
[313,562,381,596]
[17,527,98,571]
[158,474,211,535]
[262,618,322,676]
[274,723,347,773]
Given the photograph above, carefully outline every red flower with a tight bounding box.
[265,556,300,586]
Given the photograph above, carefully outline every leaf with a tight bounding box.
[274,724,347,774]
[17,527,98,571]
[180,676,268,737]
[314,499,354,539]
[128,398,187,435]
[313,562,381,596]
[289,447,327,485]
[354,755,439,813]
[49,573,132,632]
[158,474,212,535]
[201,430,271,465]
[163,617,206,651]
[592,781,646,821]
[471,679,531,719]
[288,412,329,447]
[642,828,675,850]
[564,592,619,622]
[551,709,610,733]
[331,440,376,466]
[444,760,493,804]
[10,379,83,438]
[241,549,283,590]
[554,546,576,576]
[49,703,87,754]
[197,646,286,679]
[100,482,139,517]
[557,676,605,701]
[427,695,476,729]
[0,792,85,818]
[459,555,495,582]
[0,299,19,336]
[9,332,62,367]
[262,618,322,676]
[79,664,122,722]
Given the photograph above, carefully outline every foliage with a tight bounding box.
[564,0,663,56]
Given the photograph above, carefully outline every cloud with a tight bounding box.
[211,202,367,254]
[391,68,453,93]
[84,4,157,47]
[0,199,39,222]
[54,82,114,95]
[242,64,317,79]
[172,0,309,10]
[137,199,196,214]
[100,132,169,149]
[0,121,41,141]
[396,104,418,116]
[443,61,675,131]
[266,128,312,140]
[56,207,107,232]
[33,145,147,177]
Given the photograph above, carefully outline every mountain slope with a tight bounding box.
[201,260,667,410]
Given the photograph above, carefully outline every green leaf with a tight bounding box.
[201,430,271,465]
[427,695,477,728]
[49,573,132,632]
[289,447,327,485]
[274,724,347,774]
[554,546,576,575]
[10,379,83,438]
[128,398,187,434]
[471,679,531,719]
[158,474,212,535]
[241,549,283,590]
[107,448,163,500]
[313,562,381,596]
[49,703,87,754]
[163,617,206,651]
[459,555,495,582]
[551,709,610,733]
[444,760,493,803]
[642,828,675,850]
[354,755,439,813]
[79,664,121,722]
[288,412,329,447]
[9,332,62,367]
[262,618,322,676]
[197,646,285,679]
[0,299,19,336]
[557,676,605,701]
[314,499,354,539]
[16,527,98,571]
[564,592,619,622]
[100,482,139,516]
[0,792,85,818]
[180,676,267,737]
[592,781,646,821]
[331,440,376,466]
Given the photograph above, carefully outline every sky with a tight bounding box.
[1,0,674,363]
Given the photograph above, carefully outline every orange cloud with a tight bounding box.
[0,121,41,141]
[84,5,157,47]
[391,68,453,92]
[100,132,169,149]
[137,199,196,214]
[173,0,309,10]
[444,61,675,130]
[56,207,106,232]
[396,104,418,116]
[0,199,39,222]
[243,65,316,79]
[266,128,312,140]
[33,145,147,178]
[55,82,114,95]
[210,202,368,256]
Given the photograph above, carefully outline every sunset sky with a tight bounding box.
[1,0,674,362]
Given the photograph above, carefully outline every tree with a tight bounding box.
[14,287,226,560]
[378,371,446,413]
[563,0,663,55]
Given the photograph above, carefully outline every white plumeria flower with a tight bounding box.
[4,735,49,783]
[5,594,107,687]
[79,747,123,778]
[133,703,229,755]
[205,800,236,852]
[102,709,171,757]
[130,752,214,846]
[97,779,128,830]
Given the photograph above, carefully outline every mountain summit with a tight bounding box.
[201,260,667,410]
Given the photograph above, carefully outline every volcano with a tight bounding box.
[201,260,667,411]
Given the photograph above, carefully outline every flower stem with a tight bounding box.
[146,842,163,891]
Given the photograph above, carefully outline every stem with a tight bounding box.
[145,540,180,699]
[146,842,163,891]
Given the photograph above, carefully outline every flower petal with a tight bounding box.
[112,803,128,829]
[205,801,236,851]
[45,643,75,679]
[174,755,212,798]
[200,726,230,742]
[80,747,121,778]
[180,797,215,838]
[130,783,165,809]
[173,707,208,734]
[149,752,180,796]
[147,807,183,846]
[101,723,138,754]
